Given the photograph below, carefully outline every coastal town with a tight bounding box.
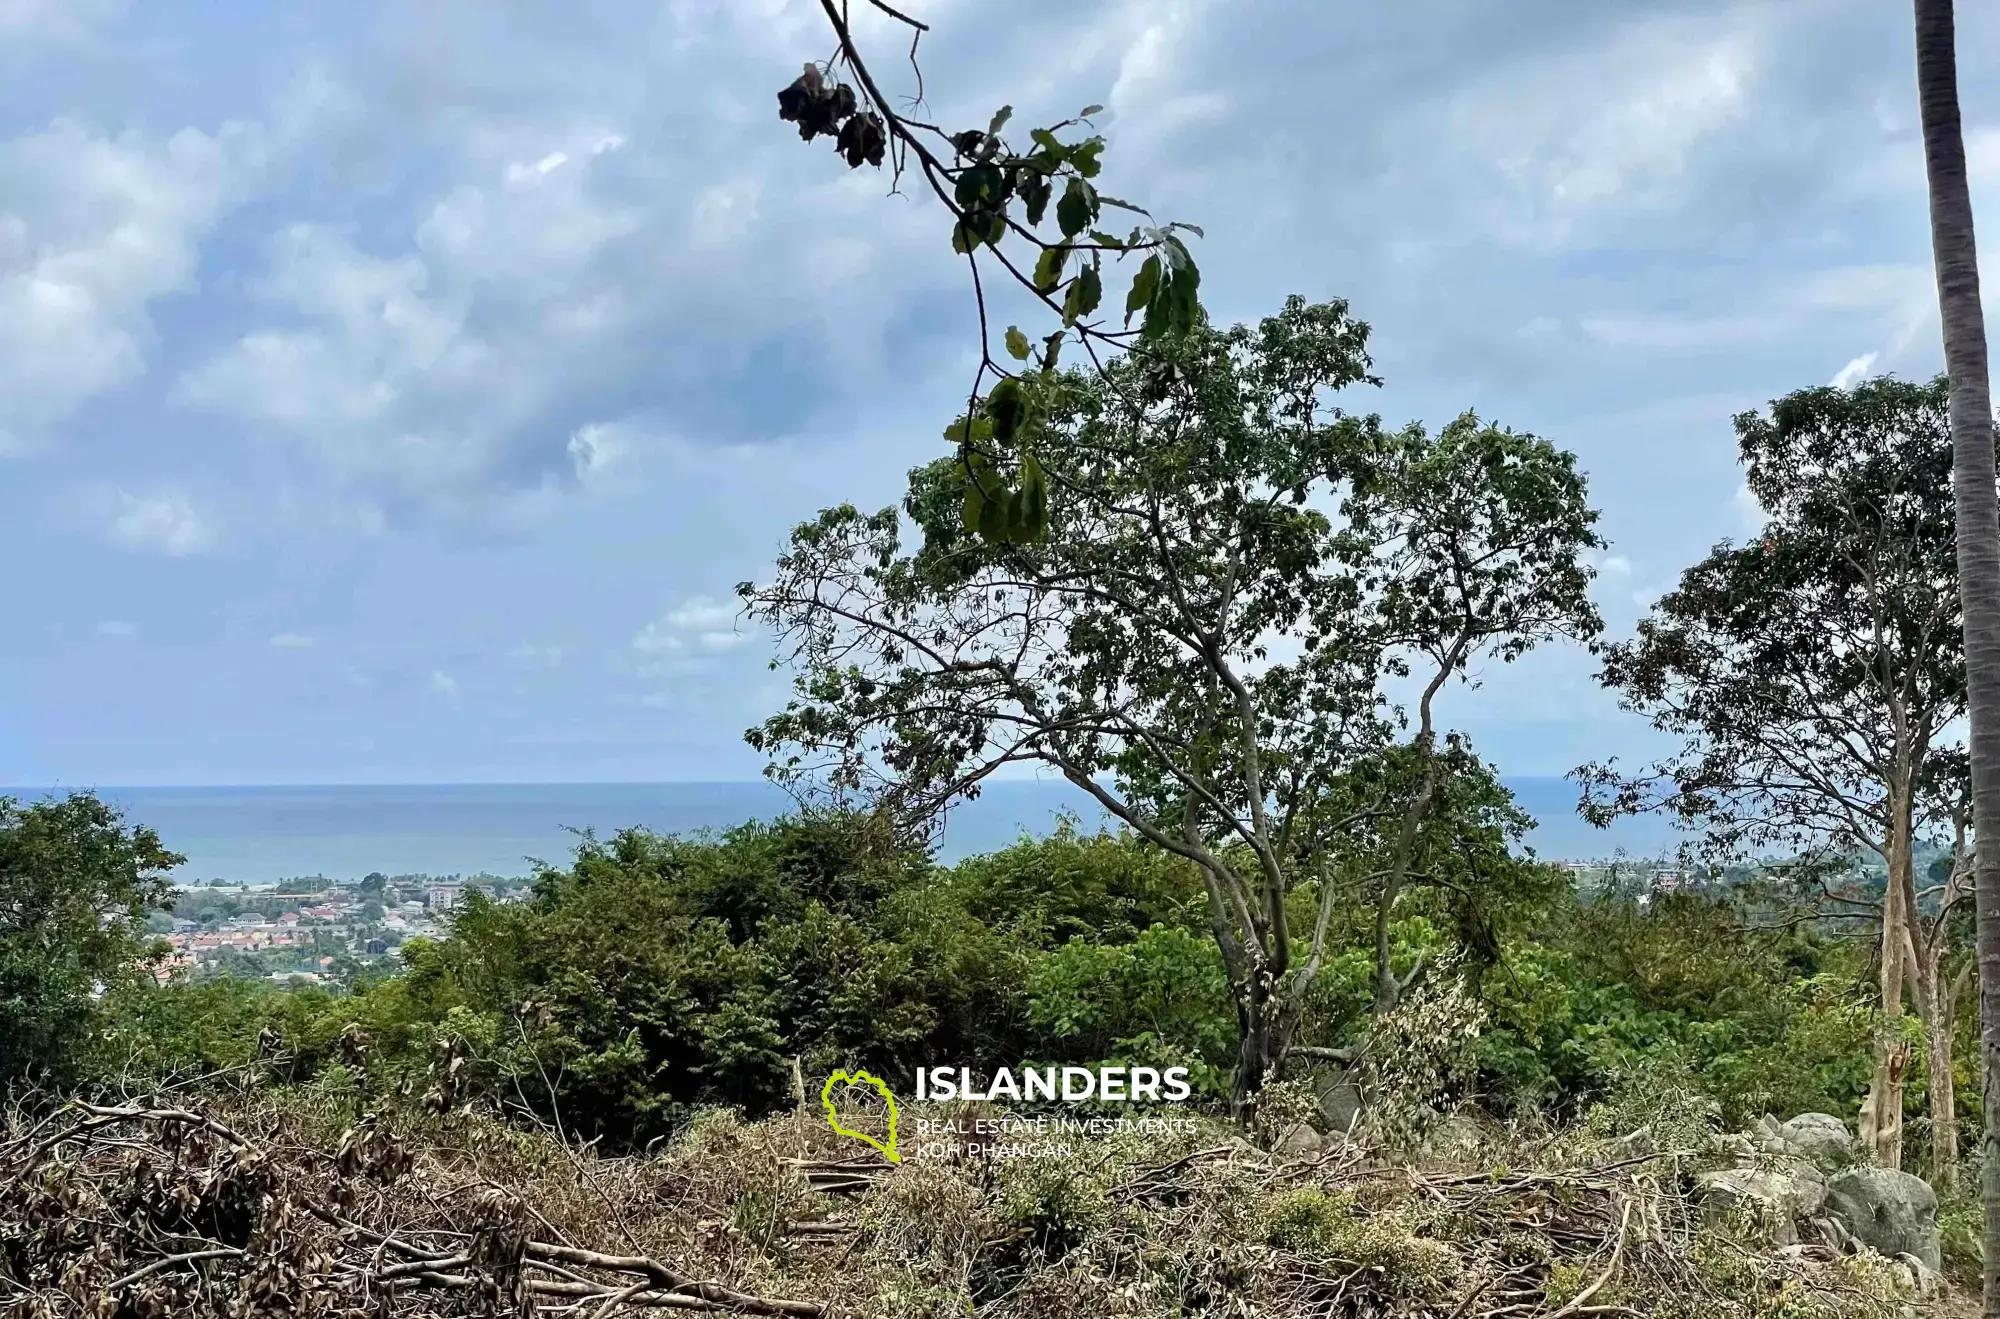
[150,856,1723,990]
[156,872,527,985]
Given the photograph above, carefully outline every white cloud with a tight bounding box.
[0,118,263,451]
[689,180,761,247]
[96,619,137,638]
[1599,554,1633,577]
[428,669,460,698]
[100,488,216,556]
[1579,264,1934,357]
[508,642,565,668]
[667,596,738,631]
[172,122,660,522]
[1444,15,1760,246]
[630,596,750,683]
[566,423,627,479]
[268,632,316,649]
[630,620,685,655]
[1830,351,1879,388]
[0,0,126,42]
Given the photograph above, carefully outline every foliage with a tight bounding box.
[1583,374,1965,862]
[89,805,1926,1158]
[745,294,1601,1108]
[777,2,1208,544]
[0,792,181,1085]
[1477,891,1877,1126]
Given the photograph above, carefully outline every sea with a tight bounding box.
[6,778,1686,887]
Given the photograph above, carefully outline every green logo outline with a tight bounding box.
[821,1069,900,1162]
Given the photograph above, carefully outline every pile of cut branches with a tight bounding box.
[0,1092,1946,1318]
[0,1097,824,1317]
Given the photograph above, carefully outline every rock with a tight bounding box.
[1777,1113,1858,1172]
[1317,1078,1363,1135]
[1273,1124,1323,1158]
[1709,1131,1758,1164]
[1696,1164,1828,1246]
[1823,1167,1941,1274]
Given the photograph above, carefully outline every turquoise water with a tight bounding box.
[11,777,1683,885]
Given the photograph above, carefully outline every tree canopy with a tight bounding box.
[1583,373,1974,1170]
[0,792,181,1084]
[744,296,1602,1108]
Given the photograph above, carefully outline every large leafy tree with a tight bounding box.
[744,297,1602,1113]
[1584,376,1969,1172]
[0,792,181,1084]
[1913,0,2000,1299]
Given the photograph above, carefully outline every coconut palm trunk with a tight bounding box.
[1914,0,2000,1305]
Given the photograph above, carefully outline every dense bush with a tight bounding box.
[11,789,1954,1165]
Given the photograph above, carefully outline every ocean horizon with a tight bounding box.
[4,778,1688,885]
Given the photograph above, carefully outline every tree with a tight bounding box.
[744,297,1602,1114]
[1584,376,1969,1171]
[776,0,1208,543]
[1913,0,2000,1300]
[1916,802,1977,1186]
[0,792,182,1084]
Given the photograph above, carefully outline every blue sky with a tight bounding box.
[1,0,1995,787]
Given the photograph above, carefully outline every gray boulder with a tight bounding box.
[1823,1167,1941,1274]
[1316,1078,1363,1134]
[1777,1113,1858,1172]
[1696,1163,1828,1247]
[1273,1123,1323,1158]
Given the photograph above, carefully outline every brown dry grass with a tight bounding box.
[0,1087,1953,1318]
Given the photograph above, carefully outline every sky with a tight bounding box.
[1,0,1996,787]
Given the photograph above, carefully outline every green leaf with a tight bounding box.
[943,415,994,446]
[1062,263,1102,327]
[1079,104,1104,118]
[1041,332,1064,370]
[1087,230,1125,250]
[1125,255,1161,327]
[1006,486,1030,541]
[988,378,1027,443]
[962,480,985,534]
[1070,138,1104,178]
[1022,173,1052,226]
[1004,326,1032,361]
[1022,454,1049,538]
[1033,245,1069,294]
[1057,178,1095,239]
[988,105,1014,137]
[951,221,975,255]
[977,486,1008,540]
[954,164,1003,208]
[1096,195,1152,217]
[1030,128,1063,155]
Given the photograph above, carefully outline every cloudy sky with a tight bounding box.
[1,0,1995,787]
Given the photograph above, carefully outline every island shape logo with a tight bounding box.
[820,1069,900,1162]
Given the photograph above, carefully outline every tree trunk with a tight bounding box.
[1929,953,1968,1190]
[1914,0,2000,1308]
[1231,973,1284,1125]
[1862,806,1917,1168]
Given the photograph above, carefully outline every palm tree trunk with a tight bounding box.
[1914,0,2000,1308]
